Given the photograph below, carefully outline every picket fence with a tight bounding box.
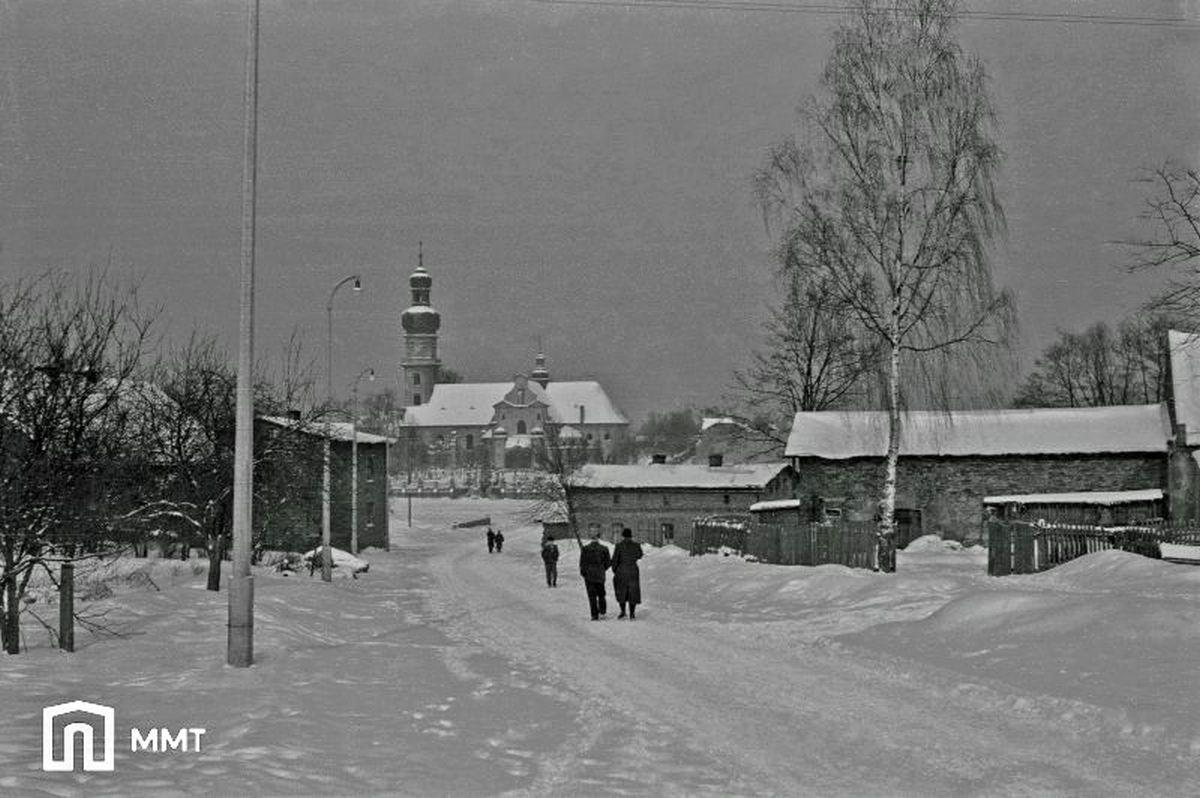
[987,520,1200,575]
[691,517,879,570]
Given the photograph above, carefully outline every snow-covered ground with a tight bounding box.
[2,498,1199,795]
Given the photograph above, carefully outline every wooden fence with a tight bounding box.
[987,520,1200,576]
[691,517,879,570]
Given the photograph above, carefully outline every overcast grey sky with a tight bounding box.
[2,1,1198,421]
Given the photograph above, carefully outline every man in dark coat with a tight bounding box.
[486,528,495,553]
[494,530,504,553]
[540,535,560,587]
[611,527,643,619]
[579,530,611,620]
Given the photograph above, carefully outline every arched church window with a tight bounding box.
[517,420,527,434]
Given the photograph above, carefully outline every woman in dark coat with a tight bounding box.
[610,528,643,619]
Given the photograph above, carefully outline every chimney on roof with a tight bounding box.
[287,409,302,421]
[708,453,724,468]
[651,453,667,465]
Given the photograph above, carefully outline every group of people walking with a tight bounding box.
[485,527,504,553]
[578,528,642,620]
[488,524,644,621]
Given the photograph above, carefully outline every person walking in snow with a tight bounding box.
[494,530,505,553]
[579,530,611,620]
[611,527,643,619]
[541,535,560,587]
[486,527,496,553]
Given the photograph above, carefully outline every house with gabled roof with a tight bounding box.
[395,255,629,469]
[565,460,796,548]
[777,329,1200,541]
[784,404,1174,542]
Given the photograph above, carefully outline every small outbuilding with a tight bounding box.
[565,461,797,548]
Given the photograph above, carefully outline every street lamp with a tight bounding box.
[350,367,375,555]
[322,274,362,582]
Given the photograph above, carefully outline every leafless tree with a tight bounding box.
[129,333,327,592]
[1015,313,1176,408]
[726,273,881,457]
[1125,163,1200,320]
[0,270,157,653]
[528,424,594,550]
[755,0,1016,570]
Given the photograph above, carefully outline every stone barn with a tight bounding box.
[565,460,797,549]
[784,405,1173,542]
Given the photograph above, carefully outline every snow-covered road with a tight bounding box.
[4,497,1199,796]
[420,502,1198,796]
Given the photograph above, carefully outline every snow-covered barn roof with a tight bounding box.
[404,380,627,428]
[1169,329,1200,446]
[258,416,393,444]
[982,489,1164,506]
[785,404,1171,459]
[566,462,790,490]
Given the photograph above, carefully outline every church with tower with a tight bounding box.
[398,252,630,470]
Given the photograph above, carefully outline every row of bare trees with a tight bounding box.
[0,270,329,654]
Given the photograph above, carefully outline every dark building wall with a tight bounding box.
[790,453,1167,541]
[568,470,795,549]
[254,421,389,553]
[329,440,390,551]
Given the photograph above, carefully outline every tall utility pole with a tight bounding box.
[228,0,259,668]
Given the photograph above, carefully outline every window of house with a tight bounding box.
[465,434,473,450]
[604,432,611,441]
[662,494,670,507]
[612,493,620,505]
[413,394,422,405]
[723,494,731,505]
[661,522,675,541]
[517,420,527,434]
[413,373,421,385]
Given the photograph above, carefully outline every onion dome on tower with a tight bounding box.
[400,242,440,335]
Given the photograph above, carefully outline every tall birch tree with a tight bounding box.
[756,0,1015,571]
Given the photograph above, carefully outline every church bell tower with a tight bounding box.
[400,243,441,407]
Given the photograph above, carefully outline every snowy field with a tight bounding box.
[2,498,1200,796]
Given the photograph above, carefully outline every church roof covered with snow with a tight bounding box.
[1169,329,1200,446]
[785,404,1172,459]
[403,380,628,428]
[565,462,790,490]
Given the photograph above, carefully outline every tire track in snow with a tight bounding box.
[420,523,1186,796]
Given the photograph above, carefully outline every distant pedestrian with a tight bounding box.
[611,528,643,620]
[579,530,611,620]
[486,528,495,553]
[541,535,560,587]
[494,530,504,553]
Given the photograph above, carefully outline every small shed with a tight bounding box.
[982,488,1165,527]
